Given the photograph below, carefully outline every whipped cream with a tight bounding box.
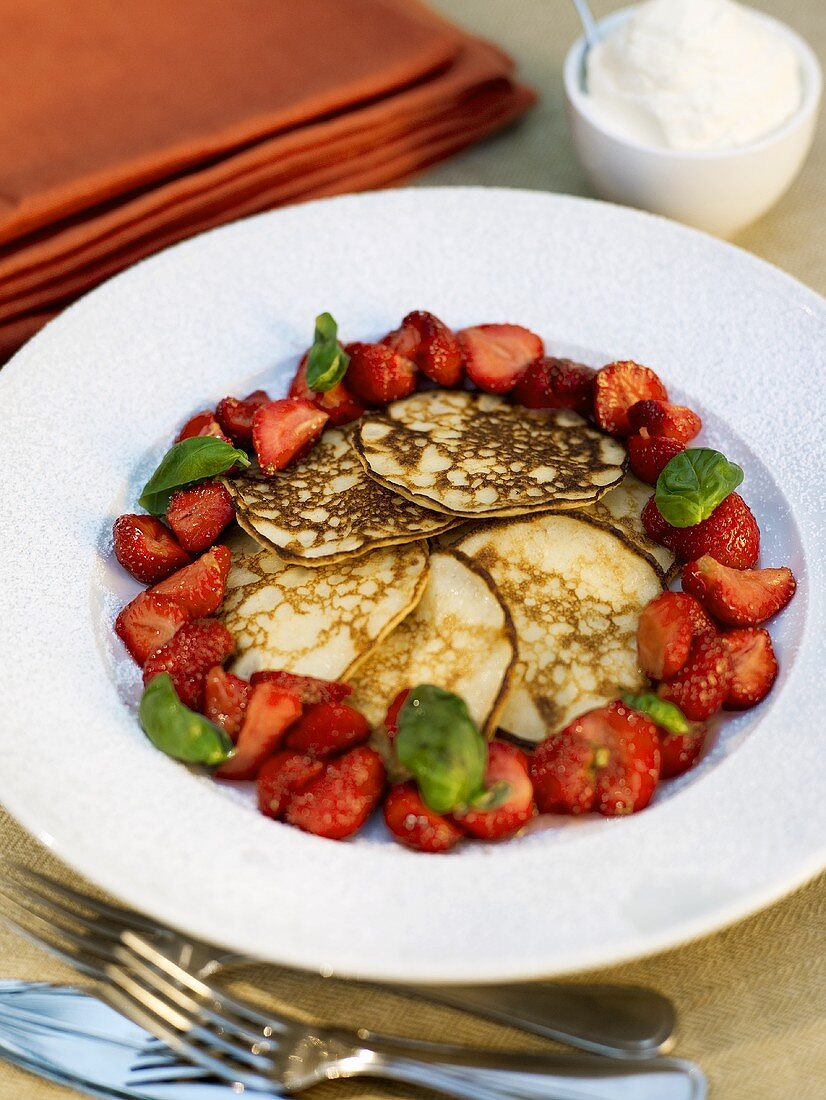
[586,0,802,151]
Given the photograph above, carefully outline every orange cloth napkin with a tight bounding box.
[0,0,534,359]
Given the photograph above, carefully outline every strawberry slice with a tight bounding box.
[682,555,796,628]
[113,514,192,585]
[284,702,370,758]
[249,670,352,706]
[657,633,732,721]
[594,362,668,437]
[659,724,707,779]
[642,492,760,569]
[143,619,235,711]
[167,481,234,554]
[345,343,417,405]
[383,311,464,387]
[722,628,779,709]
[216,683,302,780]
[512,357,595,415]
[252,399,328,475]
[115,591,188,665]
[176,410,231,444]
[257,751,324,819]
[636,591,696,680]
[384,781,463,853]
[288,352,365,427]
[458,324,543,394]
[383,688,411,742]
[627,433,684,485]
[215,390,270,445]
[203,666,251,740]
[627,400,702,444]
[530,701,660,816]
[286,745,386,840]
[455,741,536,840]
[152,545,232,618]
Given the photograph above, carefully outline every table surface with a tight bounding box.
[1,2,824,1098]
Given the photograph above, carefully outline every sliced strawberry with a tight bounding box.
[642,492,760,569]
[627,433,685,485]
[249,670,352,706]
[166,481,234,554]
[512,357,595,415]
[686,597,717,638]
[594,362,668,437]
[383,311,464,387]
[682,556,796,628]
[657,633,732,721]
[627,400,702,444]
[152,545,232,618]
[722,627,779,709]
[113,514,192,584]
[114,591,188,665]
[252,399,328,475]
[659,724,707,779]
[143,619,235,711]
[530,701,660,816]
[288,352,366,427]
[215,389,270,445]
[384,781,463,852]
[284,702,370,758]
[286,745,386,840]
[383,688,411,742]
[216,684,302,780]
[459,324,544,394]
[345,343,417,405]
[636,591,696,680]
[257,751,324,819]
[455,741,536,840]
[176,410,231,444]
[203,666,251,740]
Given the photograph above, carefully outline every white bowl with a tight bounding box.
[564,7,822,237]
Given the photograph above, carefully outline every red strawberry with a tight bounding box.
[383,311,464,387]
[284,702,370,758]
[512,357,595,415]
[594,362,668,437]
[627,400,702,444]
[530,702,660,816]
[176,410,231,444]
[627,433,684,485]
[166,481,234,554]
[215,390,270,445]
[686,597,717,638]
[249,670,352,706]
[216,684,302,780]
[384,782,463,853]
[252,399,328,475]
[115,591,188,665]
[722,628,779,709]
[152,545,232,618]
[345,343,417,405]
[143,619,235,711]
[636,591,696,679]
[383,688,411,741]
[286,745,386,840]
[203,666,251,740]
[455,741,536,840]
[288,352,366,427]
[113,514,192,585]
[659,724,707,779]
[682,556,796,628]
[641,493,760,569]
[657,633,732,721]
[458,324,543,394]
[257,751,324,819]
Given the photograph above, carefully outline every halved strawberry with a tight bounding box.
[288,352,365,427]
[257,751,324,819]
[166,481,234,554]
[627,433,685,485]
[530,701,660,816]
[215,390,270,445]
[345,343,417,405]
[384,781,463,852]
[627,400,702,444]
[249,670,352,706]
[113,514,192,584]
[216,683,302,780]
[455,741,536,840]
[383,688,411,742]
[152,545,232,618]
[636,591,696,680]
[383,311,464,387]
[642,493,760,569]
[657,632,732,721]
[682,556,796,628]
[115,591,188,665]
[512,357,595,415]
[286,745,386,840]
[594,362,668,437]
[459,324,544,394]
[143,619,235,711]
[284,702,370,758]
[203,666,251,740]
[659,724,707,779]
[252,399,328,475]
[722,628,779,709]
[176,410,231,444]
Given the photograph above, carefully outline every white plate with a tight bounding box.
[0,189,823,983]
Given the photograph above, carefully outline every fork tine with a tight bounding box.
[4,863,160,934]
[0,882,121,960]
[0,889,107,980]
[0,874,123,943]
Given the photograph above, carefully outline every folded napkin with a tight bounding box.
[0,0,534,359]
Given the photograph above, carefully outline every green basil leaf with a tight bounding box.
[621,692,689,735]
[396,684,488,814]
[138,437,250,514]
[140,674,235,765]
[305,312,350,393]
[467,779,511,812]
[654,448,743,528]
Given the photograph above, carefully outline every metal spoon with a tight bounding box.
[571,0,600,89]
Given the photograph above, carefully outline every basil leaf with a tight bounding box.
[622,692,689,735]
[305,312,350,392]
[396,684,488,814]
[138,437,250,514]
[140,674,235,765]
[654,448,743,528]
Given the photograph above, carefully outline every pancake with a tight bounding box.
[354,390,626,518]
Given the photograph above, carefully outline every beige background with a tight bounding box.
[1,1,824,1097]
